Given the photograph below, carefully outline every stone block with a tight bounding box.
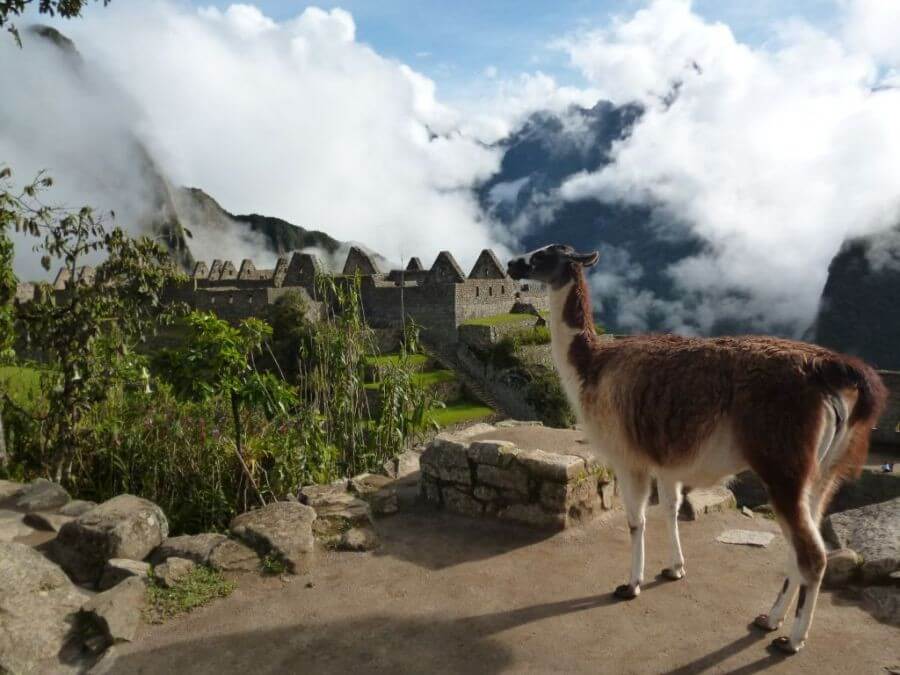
[599,481,617,510]
[679,487,736,521]
[149,533,229,566]
[498,503,565,530]
[208,539,260,572]
[421,476,442,505]
[477,464,530,494]
[230,502,317,575]
[516,449,585,482]
[468,440,519,467]
[154,557,196,588]
[824,548,861,587]
[349,473,399,516]
[14,478,70,512]
[98,558,151,591]
[823,496,899,583]
[539,475,598,511]
[442,487,484,518]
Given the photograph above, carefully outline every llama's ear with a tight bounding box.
[571,251,599,267]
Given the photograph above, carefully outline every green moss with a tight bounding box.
[145,565,236,624]
[0,365,44,404]
[428,400,493,427]
[461,313,539,327]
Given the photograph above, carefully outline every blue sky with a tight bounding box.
[196,0,841,94]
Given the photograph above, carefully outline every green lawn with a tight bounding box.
[0,365,44,404]
[428,400,494,428]
[365,369,457,390]
[365,353,429,368]
[461,313,539,328]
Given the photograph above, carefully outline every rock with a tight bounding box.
[0,479,25,501]
[442,486,484,517]
[861,586,900,626]
[0,510,33,542]
[0,542,89,674]
[306,490,372,540]
[477,464,529,494]
[349,473,399,516]
[680,487,737,521]
[334,526,379,551]
[716,529,775,547]
[98,558,151,591]
[823,496,900,583]
[420,438,472,485]
[208,538,260,572]
[753,504,775,518]
[516,449,585,482]
[148,532,228,566]
[420,476,442,505]
[24,511,74,532]
[154,556,196,588]
[448,422,498,439]
[824,548,861,587]
[59,499,97,517]
[598,481,617,510]
[539,476,598,511]
[230,502,316,574]
[729,471,769,509]
[299,479,349,505]
[495,419,543,428]
[498,503,565,530]
[467,440,520,467]
[741,506,755,518]
[383,448,421,479]
[51,494,169,585]
[15,478,70,512]
[82,576,145,644]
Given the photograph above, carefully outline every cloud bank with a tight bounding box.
[555,0,900,334]
[1,2,509,279]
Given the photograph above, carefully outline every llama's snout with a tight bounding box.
[507,256,531,280]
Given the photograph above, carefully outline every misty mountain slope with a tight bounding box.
[479,101,708,333]
[814,228,900,369]
[175,188,341,261]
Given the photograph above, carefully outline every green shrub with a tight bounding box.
[525,367,575,428]
[145,566,235,624]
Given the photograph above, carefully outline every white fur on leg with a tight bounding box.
[616,469,651,598]
[658,480,685,579]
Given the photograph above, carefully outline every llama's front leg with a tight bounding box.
[657,479,686,580]
[614,468,651,600]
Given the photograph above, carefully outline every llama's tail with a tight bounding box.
[811,355,888,426]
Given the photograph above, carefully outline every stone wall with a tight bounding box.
[875,370,900,446]
[420,434,615,529]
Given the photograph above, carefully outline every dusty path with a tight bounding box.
[96,496,897,674]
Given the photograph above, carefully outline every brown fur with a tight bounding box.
[563,265,887,486]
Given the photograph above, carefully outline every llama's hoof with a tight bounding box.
[660,567,685,581]
[753,614,780,632]
[770,636,801,655]
[614,583,640,600]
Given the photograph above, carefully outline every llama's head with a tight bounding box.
[507,244,599,288]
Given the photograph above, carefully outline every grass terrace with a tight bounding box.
[428,400,494,428]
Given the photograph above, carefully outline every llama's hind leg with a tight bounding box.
[614,468,651,600]
[657,479,686,581]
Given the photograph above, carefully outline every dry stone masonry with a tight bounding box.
[420,434,615,529]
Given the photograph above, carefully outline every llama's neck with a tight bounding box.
[547,267,598,417]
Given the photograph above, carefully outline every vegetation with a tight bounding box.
[144,565,235,624]
[1,0,108,45]
[428,400,493,427]
[461,312,540,327]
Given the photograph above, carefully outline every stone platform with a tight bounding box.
[420,433,615,529]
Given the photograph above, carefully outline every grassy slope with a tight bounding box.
[428,401,494,427]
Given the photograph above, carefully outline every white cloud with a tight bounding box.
[2,2,509,279]
[557,0,900,334]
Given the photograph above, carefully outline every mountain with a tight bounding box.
[813,227,900,369]
[478,101,709,334]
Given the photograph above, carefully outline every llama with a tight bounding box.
[506,244,887,655]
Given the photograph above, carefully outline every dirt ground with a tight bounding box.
[94,470,899,674]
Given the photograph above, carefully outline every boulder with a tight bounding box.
[82,576,145,645]
[208,538,260,572]
[729,471,769,509]
[349,473,399,516]
[824,548,861,587]
[420,438,472,485]
[823,496,900,583]
[861,586,900,626]
[59,499,97,517]
[148,532,228,566]
[442,486,484,518]
[230,502,316,574]
[153,557,196,588]
[98,558,151,591]
[0,542,89,674]
[52,494,169,585]
[0,509,33,542]
[679,487,737,521]
[477,464,529,494]
[516,449,585,482]
[306,490,373,539]
[467,440,520,467]
[0,479,25,501]
[15,478,70,512]
[334,526,379,552]
[384,448,422,479]
[24,511,74,532]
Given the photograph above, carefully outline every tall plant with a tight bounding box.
[0,167,20,466]
[10,173,182,481]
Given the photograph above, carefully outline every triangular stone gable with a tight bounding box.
[219,261,237,280]
[284,252,323,286]
[192,261,209,279]
[342,246,381,276]
[273,257,289,286]
[75,266,96,285]
[406,257,424,272]
[209,260,224,280]
[238,259,256,280]
[468,249,508,279]
[428,251,466,284]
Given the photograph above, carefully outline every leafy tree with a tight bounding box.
[155,312,297,508]
[0,167,19,466]
[8,171,183,481]
[1,0,108,45]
